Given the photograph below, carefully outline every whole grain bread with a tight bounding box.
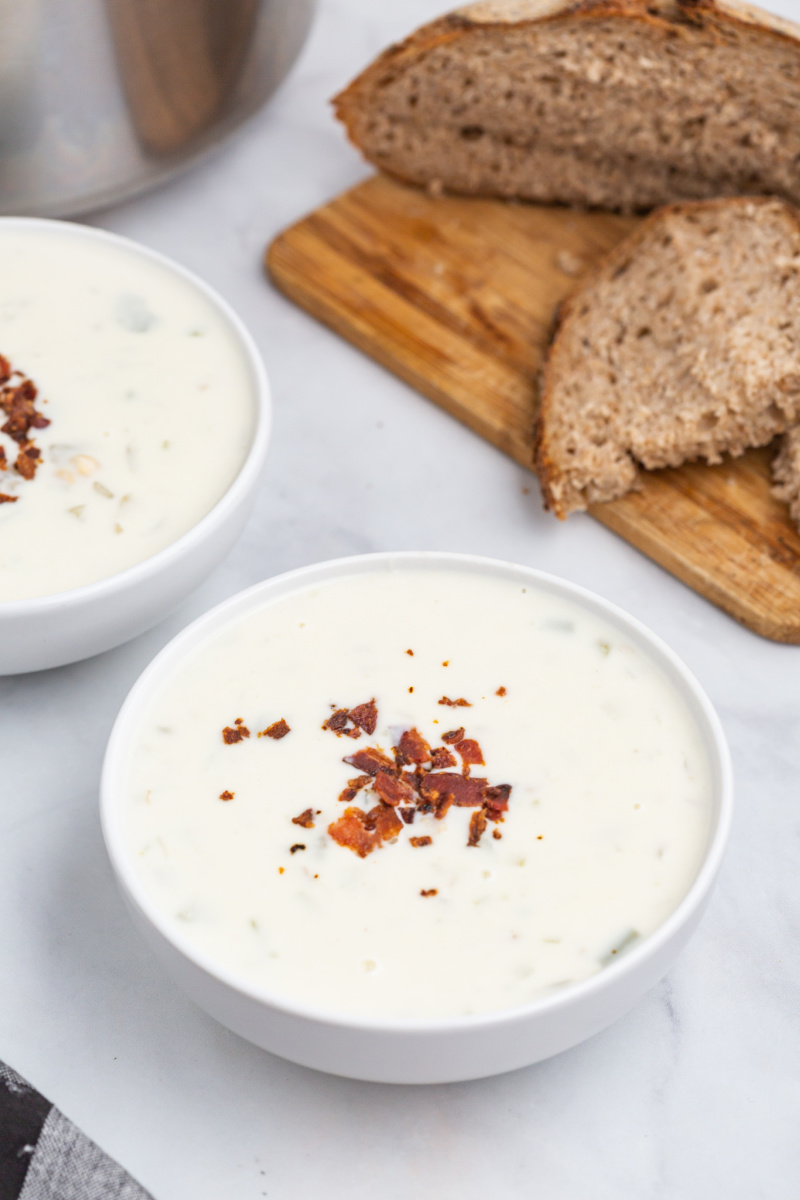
[334,0,800,213]
[534,197,800,518]
[771,427,800,528]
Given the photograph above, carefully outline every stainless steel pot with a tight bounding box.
[0,0,316,217]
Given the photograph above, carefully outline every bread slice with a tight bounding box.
[772,428,800,529]
[534,197,800,518]
[334,0,800,213]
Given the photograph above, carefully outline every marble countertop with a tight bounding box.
[2,1,799,1196]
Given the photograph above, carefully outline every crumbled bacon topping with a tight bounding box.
[222,718,250,744]
[261,718,290,740]
[438,696,471,707]
[0,493,17,504]
[0,358,50,488]
[349,699,377,735]
[467,810,487,847]
[496,686,507,696]
[421,772,487,809]
[420,888,438,897]
[343,746,395,776]
[328,714,512,854]
[397,727,431,765]
[374,771,417,807]
[483,784,511,820]
[323,698,380,739]
[219,790,234,801]
[291,808,315,828]
[410,836,432,848]
[323,707,360,738]
[328,804,403,858]
[455,738,484,767]
[289,843,306,854]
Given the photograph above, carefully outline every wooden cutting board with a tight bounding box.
[267,174,800,644]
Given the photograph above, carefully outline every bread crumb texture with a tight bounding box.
[535,197,800,518]
[334,0,800,213]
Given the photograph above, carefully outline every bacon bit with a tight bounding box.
[420,888,438,897]
[399,806,416,824]
[338,774,371,803]
[262,718,290,740]
[289,843,306,854]
[0,446,6,470]
[374,771,417,807]
[483,783,511,820]
[442,660,449,667]
[0,493,17,504]
[222,721,250,744]
[406,649,414,656]
[291,808,315,828]
[438,696,471,707]
[410,836,432,848]
[456,738,484,767]
[0,355,9,385]
[344,746,395,776]
[219,790,234,801]
[421,772,487,808]
[349,699,378,735]
[324,709,349,731]
[496,686,507,696]
[328,804,403,857]
[14,445,39,480]
[467,809,487,847]
[397,727,431,764]
[492,828,502,840]
[441,728,465,744]
[322,708,360,739]
[431,746,457,769]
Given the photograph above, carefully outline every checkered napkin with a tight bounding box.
[0,1061,153,1200]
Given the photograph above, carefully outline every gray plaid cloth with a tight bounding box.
[0,1061,153,1200]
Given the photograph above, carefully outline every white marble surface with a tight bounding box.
[2,1,800,1195]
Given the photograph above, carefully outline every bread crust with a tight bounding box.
[534,195,800,517]
[333,0,800,199]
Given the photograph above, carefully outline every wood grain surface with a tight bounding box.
[267,174,800,643]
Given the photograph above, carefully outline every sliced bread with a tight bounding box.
[534,197,800,518]
[772,427,800,529]
[334,0,800,213]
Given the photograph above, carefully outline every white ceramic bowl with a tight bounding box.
[101,552,733,1085]
[0,219,270,675]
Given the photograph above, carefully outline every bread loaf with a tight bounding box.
[334,0,800,213]
[534,197,800,518]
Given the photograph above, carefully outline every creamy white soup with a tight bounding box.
[122,565,713,1020]
[0,224,255,601]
